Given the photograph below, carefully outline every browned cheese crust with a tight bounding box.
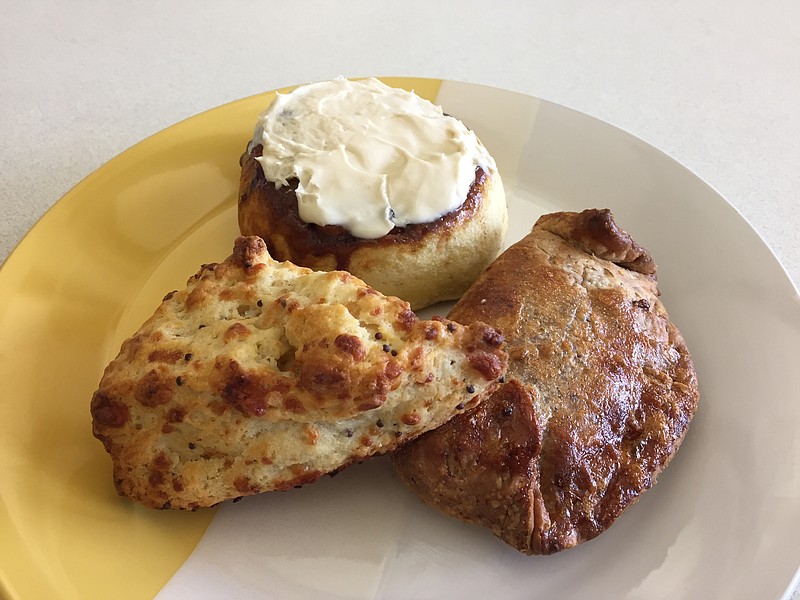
[91,236,506,510]
[238,145,507,309]
[391,209,699,554]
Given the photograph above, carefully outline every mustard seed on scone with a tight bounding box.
[91,236,506,510]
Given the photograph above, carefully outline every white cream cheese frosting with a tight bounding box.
[250,77,496,239]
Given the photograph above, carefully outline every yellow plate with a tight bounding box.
[0,77,442,600]
[5,76,798,600]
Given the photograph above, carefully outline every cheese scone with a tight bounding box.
[91,236,506,510]
[238,78,507,310]
[392,209,699,554]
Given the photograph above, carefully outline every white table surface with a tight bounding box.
[1,1,798,598]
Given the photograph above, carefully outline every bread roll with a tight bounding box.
[238,78,507,309]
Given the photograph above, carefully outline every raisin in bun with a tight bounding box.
[238,78,507,310]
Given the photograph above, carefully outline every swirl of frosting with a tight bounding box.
[250,77,496,239]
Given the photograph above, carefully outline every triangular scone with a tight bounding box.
[392,209,699,554]
[91,236,506,510]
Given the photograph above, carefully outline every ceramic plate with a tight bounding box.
[1,78,798,600]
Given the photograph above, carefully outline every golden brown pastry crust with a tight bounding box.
[238,145,507,309]
[91,236,506,510]
[392,209,699,554]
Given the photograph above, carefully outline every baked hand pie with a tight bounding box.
[392,209,699,554]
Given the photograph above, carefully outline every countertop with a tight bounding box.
[1,1,798,598]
